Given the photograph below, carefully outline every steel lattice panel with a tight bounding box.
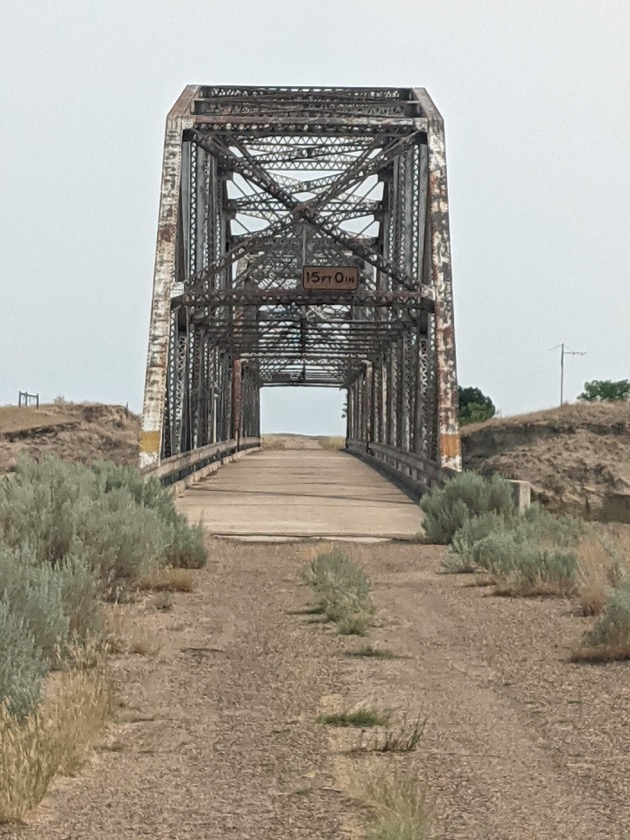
[141,86,460,476]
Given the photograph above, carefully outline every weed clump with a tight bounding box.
[0,667,111,823]
[420,472,514,544]
[573,581,630,661]
[364,716,426,753]
[362,770,430,840]
[305,549,374,635]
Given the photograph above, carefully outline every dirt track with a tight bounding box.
[4,541,628,839]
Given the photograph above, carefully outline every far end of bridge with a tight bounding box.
[139,85,461,498]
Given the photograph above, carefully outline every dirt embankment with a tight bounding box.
[461,402,630,522]
[0,403,140,474]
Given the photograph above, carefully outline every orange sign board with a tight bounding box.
[302,266,359,291]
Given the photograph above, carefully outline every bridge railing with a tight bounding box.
[142,437,261,487]
[346,439,458,497]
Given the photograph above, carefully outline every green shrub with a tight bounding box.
[0,602,48,719]
[420,472,514,544]
[444,511,515,572]
[57,555,103,641]
[0,545,70,664]
[0,457,206,585]
[164,518,207,569]
[71,490,167,591]
[91,461,180,525]
[472,530,578,596]
[0,456,206,717]
[522,503,586,545]
[444,504,585,578]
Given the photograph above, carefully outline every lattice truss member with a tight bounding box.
[141,86,461,472]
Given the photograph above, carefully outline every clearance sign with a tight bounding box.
[302,266,359,291]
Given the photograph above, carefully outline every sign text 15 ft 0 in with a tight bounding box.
[302,266,359,291]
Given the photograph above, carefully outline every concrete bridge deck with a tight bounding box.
[176,448,422,540]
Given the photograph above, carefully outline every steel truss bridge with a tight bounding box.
[140,86,461,491]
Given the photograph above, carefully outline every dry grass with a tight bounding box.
[360,769,431,840]
[363,716,426,754]
[151,591,174,612]
[315,435,346,450]
[572,579,630,662]
[0,668,111,824]
[576,531,627,616]
[104,607,162,657]
[48,669,112,775]
[136,568,194,593]
[304,549,375,636]
[261,435,287,450]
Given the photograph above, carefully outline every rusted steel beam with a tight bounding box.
[178,289,434,309]
[413,88,461,471]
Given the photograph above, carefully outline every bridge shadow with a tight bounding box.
[187,485,414,507]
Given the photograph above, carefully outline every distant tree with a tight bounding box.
[458,386,496,426]
[578,379,630,402]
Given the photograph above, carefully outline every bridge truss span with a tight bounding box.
[141,86,461,489]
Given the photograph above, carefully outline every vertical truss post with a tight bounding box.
[416,90,462,471]
[364,361,373,447]
[140,88,196,468]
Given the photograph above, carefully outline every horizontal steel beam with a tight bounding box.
[176,289,434,310]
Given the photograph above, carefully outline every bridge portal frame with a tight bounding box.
[140,86,461,488]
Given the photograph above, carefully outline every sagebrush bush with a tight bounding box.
[71,490,167,591]
[0,602,47,719]
[0,455,206,820]
[306,549,374,634]
[0,457,207,584]
[444,511,515,572]
[420,472,514,544]
[164,518,208,569]
[0,456,205,719]
[0,545,69,663]
[472,530,578,596]
[444,504,584,586]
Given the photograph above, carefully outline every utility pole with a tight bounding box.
[550,343,586,405]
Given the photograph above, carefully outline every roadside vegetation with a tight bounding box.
[304,548,374,635]
[302,547,429,837]
[421,471,630,661]
[361,770,430,840]
[0,456,206,823]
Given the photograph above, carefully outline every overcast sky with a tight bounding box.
[1,1,628,434]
